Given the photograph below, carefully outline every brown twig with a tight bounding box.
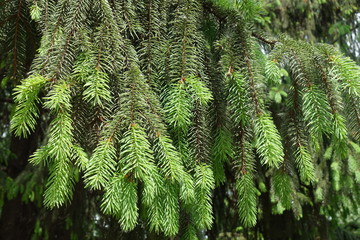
[252,32,278,46]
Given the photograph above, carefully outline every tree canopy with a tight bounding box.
[0,0,360,239]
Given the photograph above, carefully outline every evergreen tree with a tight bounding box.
[1,0,360,239]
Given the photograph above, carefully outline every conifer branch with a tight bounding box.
[6,0,360,235]
[244,46,261,115]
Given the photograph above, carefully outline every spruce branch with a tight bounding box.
[84,138,117,190]
[236,173,257,227]
[254,114,284,168]
[101,175,139,231]
[42,81,75,208]
[235,133,257,227]
[192,163,215,229]
[271,171,294,210]
[11,74,48,137]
